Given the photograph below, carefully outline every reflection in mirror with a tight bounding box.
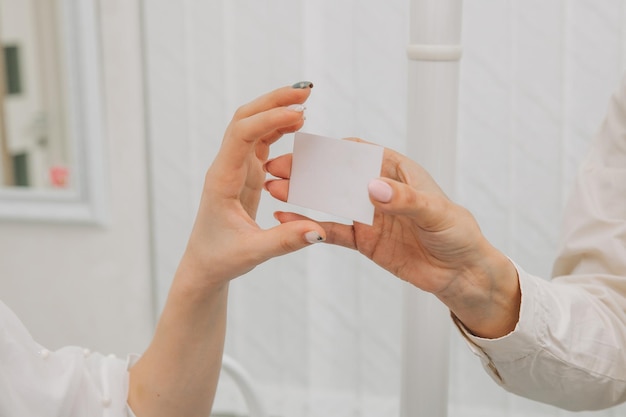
[0,0,107,223]
[0,0,72,189]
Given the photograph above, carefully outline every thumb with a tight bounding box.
[251,220,326,260]
[368,178,450,223]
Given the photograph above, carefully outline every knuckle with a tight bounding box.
[279,236,299,253]
[401,187,419,209]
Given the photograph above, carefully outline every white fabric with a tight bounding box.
[0,300,136,417]
[458,74,626,411]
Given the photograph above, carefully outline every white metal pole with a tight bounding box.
[401,1,463,417]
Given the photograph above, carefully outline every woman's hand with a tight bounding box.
[181,83,326,288]
[265,140,520,338]
[129,83,327,417]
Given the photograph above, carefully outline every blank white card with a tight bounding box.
[287,132,384,225]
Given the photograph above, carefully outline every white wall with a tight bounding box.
[0,0,153,357]
[143,1,626,416]
[1,0,622,415]
[143,1,407,415]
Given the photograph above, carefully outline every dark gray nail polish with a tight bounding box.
[292,81,314,89]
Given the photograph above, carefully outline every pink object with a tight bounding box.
[49,166,69,187]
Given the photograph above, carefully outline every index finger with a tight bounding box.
[232,82,313,122]
[212,105,305,176]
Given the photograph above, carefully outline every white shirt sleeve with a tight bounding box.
[455,267,626,411]
[0,300,136,417]
[455,73,626,411]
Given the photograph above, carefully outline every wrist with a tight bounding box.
[170,252,232,302]
[154,255,230,347]
[436,243,521,339]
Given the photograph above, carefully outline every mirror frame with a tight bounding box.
[0,0,108,224]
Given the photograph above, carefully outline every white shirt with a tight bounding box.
[458,74,626,411]
[0,300,137,417]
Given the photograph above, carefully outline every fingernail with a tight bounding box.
[262,158,274,172]
[368,179,393,203]
[292,81,313,89]
[286,104,306,112]
[263,179,274,191]
[304,231,324,244]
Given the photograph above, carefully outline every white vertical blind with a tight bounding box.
[142,1,626,416]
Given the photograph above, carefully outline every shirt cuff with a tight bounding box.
[453,263,547,367]
[126,354,141,417]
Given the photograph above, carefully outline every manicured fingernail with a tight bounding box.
[368,179,393,203]
[292,81,313,89]
[286,104,306,112]
[304,231,324,244]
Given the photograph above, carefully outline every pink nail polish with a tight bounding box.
[368,179,393,203]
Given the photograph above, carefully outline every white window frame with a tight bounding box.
[0,0,108,225]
